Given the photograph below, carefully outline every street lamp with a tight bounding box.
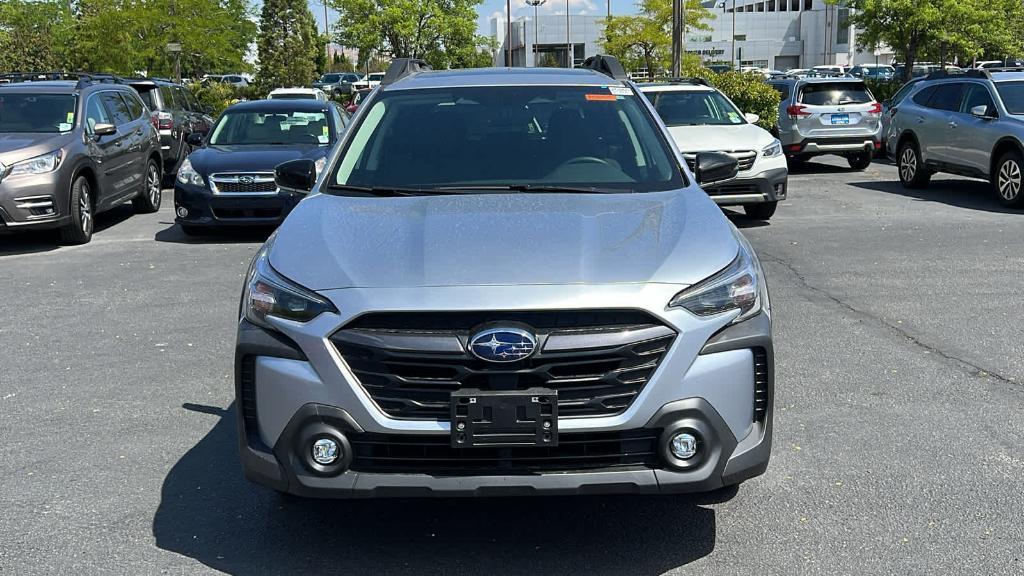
[565,0,571,68]
[526,0,546,67]
[507,0,513,66]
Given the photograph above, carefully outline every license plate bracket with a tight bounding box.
[830,113,850,125]
[451,388,558,448]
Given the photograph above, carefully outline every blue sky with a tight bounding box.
[306,0,639,40]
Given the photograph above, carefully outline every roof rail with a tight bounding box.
[582,55,628,81]
[380,58,432,86]
[664,76,710,86]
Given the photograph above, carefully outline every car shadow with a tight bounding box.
[0,204,136,257]
[848,177,1022,214]
[785,159,859,174]
[153,404,720,575]
[153,223,274,245]
[723,209,771,229]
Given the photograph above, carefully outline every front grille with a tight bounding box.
[348,429,661,474]
[706,183,761,196]
[684,150,757,172]
[332,310,677,421]
[753,348,769,422]
[210,173,278,195]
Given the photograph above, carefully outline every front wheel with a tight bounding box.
[897,140,930,189]
[847,151,872,170]
[133,160,162,213]
[993,150,1024,208]
[744,201,778,220]
[59,176,94,244]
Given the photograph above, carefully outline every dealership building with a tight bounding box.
[490,1,892,71]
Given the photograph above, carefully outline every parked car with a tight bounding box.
[0,79,162,243]
[351,72,385,90]
[203,74,250,88]
[849,64,895,80]
[173,99,346,234]
[887,69,1024,207]
[343,87,373,113]
[268,87,329,101]
[707,64,732,74]
[640,79,788,220]
[784,68,811,78]
[125,78,214,179]
[976,59,1024,69]
[811,65,846,76]
[237,56,774,499]
[880,77,925,156]
[312,73,362,96]
[768,77,882,169]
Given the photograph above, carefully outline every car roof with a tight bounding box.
[270,87,321,93]
[990,71,1024,83]
[382,67,625,91]
[124,77,181,87]
[0,80,132,94]
[225,98,331,112]
[797,77,864,84]
[637,82,715,93]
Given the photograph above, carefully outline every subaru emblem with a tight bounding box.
[468,327,537,363]
[238,175,255,184]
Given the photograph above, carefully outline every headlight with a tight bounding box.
[669,236,766,324]
[177,158,205,186]
[9,150,62,176]
[242,240,337,330]
[762,139,782,158]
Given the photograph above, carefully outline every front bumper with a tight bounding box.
[705,167,788,206]
[174,183,300,228]
[0,169,72,232]
[235,283,775,498]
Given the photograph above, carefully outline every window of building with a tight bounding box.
[804,0,812,9]
[836,8,850,44]
[734,34,746,41]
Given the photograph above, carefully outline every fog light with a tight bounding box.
[176,207,188,218]
[311,438,339,465]
[669,432,699,460]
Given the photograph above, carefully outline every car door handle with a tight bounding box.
[949,121,958,128]
[114,139,123,147]
[916,116,925,124]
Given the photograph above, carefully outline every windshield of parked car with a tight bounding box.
[332,85,683,193]
[0,93,76,133]
[209,110,330,145]
[995,81,1024,114]
[647,89,746,126]
[368,73,385,81]
[320,74,341,83]
[800,82,873,105]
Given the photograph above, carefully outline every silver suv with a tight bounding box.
[887,70,1024,207]
[769,77,882,169]
[235,57,775,498]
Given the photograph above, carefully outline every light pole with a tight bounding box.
[526,0,546,67]
[507,0,513,66]
[566,0,571,67]
[731,0,736,70]
[323,0,331,67]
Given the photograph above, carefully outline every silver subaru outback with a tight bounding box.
[235,57,774,498]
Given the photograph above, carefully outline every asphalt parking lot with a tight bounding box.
[1,157,1022,575]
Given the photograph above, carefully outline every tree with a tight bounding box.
[329,0,484,69]
[0,0,75,72]
[257,0,320,90]
[600,0,713,77]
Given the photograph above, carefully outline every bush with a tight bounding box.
[711,72,780,131]
[189,82,237,116]
[864,78,903,103]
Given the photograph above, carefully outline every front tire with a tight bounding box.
[744,201,778,220]
[133,160,162,213]
[897,140,930,189]
[993,150,1024,208]
[59,175,94,244]
[847,151,872,170]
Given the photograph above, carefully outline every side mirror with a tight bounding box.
[744,112,760,124]
[186,132,205,147]
[92,123,117,137]
[694,151,739,186]
[275,159,316,194]
[971,104,995,119]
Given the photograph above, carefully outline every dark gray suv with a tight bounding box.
[0,79,163,243]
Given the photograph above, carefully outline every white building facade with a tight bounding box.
[491,14,606,68]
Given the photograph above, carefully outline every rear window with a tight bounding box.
[135,86,157,109]
[769,84,790,99]
[799,82,873,105]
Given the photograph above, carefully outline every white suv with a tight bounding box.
[640,80,788,220]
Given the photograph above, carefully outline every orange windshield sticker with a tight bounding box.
[585,93,618,101]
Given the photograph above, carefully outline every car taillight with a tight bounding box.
[868,102,883,115]
[786,104,810,119]
[156,111,173,130]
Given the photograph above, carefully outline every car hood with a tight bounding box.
[187,144,329,175]
[0,132,75,167]
[666,124,773,153]
[269,190,740,290]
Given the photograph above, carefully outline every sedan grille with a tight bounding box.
[331,310,677,421]
[684,150,757,172]
[210,173,278,195]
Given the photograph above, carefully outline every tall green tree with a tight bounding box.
[328,0,486,69]
[600,0,713,77]
[256,0,320,89]
[0,0,75,71]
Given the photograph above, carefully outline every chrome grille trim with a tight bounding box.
[209,172,279,196]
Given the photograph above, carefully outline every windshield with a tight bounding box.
[320,74,341,83]
[647,90,745,126]
[996,81,1024,114]
[332,85,682,192]
[0,93,76,133]
[368,73,385,81]
[209,110,330,145]
[800,82,873,105]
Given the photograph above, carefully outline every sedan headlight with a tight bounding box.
[669,236,766,324]
[9,150,62,176]
[762,139,782,158]
[177,158,205,187]
[242,240,337,330]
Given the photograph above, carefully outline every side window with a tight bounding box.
[159,86,177,110]
[84,95,111,132]
[961,84,995,115]
[100,92,133,126]
[123,91,145,119]
[182,88,201,112]
[174,87,192,111]
[911,85,937,106]
[891,82,915,105]
[926,83,965,112]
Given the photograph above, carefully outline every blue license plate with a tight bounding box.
[830,114,850,125]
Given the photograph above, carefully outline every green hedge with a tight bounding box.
[864,78,903,103]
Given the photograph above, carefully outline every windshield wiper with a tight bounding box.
[435,184,628,194]
[325,184,439,197]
